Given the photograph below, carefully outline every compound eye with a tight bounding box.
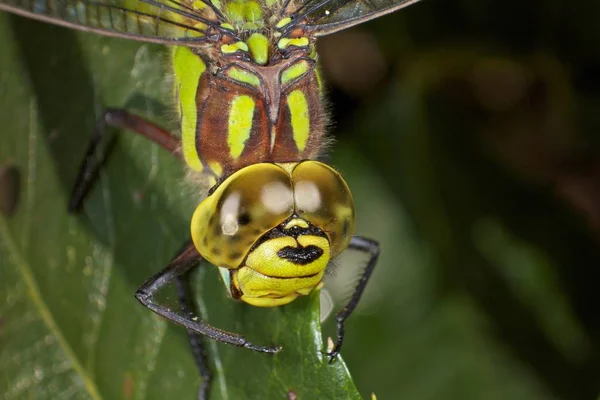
[292,161,355,256]
[192,164,294,268]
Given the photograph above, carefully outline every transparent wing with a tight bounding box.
[295,0,421,36]
[0,0,226,46]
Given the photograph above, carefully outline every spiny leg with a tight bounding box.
[327,235,380,362]
[135,241,282,354]
[69,108,182,212]
[174,249,212,400]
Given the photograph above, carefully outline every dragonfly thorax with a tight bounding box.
[173,41,327,180]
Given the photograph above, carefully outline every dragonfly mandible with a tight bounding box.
[0,0,421,397]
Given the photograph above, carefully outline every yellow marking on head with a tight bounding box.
[281,61,309,84]
[287,90,310,151]
[207,161,223,177]
[228,95,255,160]
[284,218,309,229]
[242,292,300,307]
[247,33,269,65]
[278,37,309,50]
[297,235,324,248]
[172,46,205,171]
[220,23,234,30]
[234,266,325,307]
[276,17,292,29]
[246,236,330,278]
[226,67,261,87]
[221,41,249,54]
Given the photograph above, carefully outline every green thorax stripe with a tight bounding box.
[172,46,206,172]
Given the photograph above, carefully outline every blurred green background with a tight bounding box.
[317,0,600,399]
[1,0,600,399]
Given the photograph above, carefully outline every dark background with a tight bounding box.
[315,0,600,399]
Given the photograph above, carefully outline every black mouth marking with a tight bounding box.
[249,217,327,253]
[277,245,324,265]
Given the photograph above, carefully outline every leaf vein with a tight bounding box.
[0,217,104,400]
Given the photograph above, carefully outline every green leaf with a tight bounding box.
[0,14,361,400]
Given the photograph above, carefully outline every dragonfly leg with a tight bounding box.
[69,108,182,212]
[135,240,282,354]
[174,261,212,400]
[326,235,380,363]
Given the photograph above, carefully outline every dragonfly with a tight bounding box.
[0,0,421,397]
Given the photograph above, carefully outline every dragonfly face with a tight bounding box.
[191,160,354,306]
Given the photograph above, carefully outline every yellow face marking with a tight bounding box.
[287,90,310,151]
[284,218,309,229]
[221,42,249,54]
[281,60,309,84]
[247,33,269,65]
[234,267,325,307]
[245,236,330,278]
[172,46,206,171]
[278,37,309,50]
[228,95,255,160]
[226,67,261,87]
[220,22,234,30]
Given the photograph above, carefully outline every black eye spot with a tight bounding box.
[238,212,251,226]
[211,248,222,256]
[229,252,242,261]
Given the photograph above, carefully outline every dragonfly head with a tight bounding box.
[190,161,355,306]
